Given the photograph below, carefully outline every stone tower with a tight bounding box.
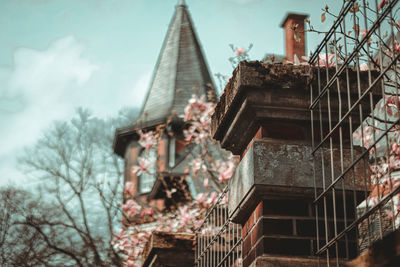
[113,0,216,202]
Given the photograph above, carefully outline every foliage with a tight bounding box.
[113,95,237,266]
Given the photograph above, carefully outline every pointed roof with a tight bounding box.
[136,0,215,127]
[113,1,215,157]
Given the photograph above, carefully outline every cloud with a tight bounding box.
[125,71,152,108]
[0,35,98,185]
[3,36,98,110]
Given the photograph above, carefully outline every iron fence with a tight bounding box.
[310,0,400,265]
[195,186,242,267]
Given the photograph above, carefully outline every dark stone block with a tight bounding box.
[142,232,194,267]
[228,140,367,223]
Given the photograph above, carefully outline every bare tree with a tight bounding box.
[2,107,138,266]
[0,186,77,266]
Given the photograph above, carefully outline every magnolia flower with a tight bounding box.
[390,155,400,170]
[317,53,335,67]
[117,239,129,251]
[196,193,208,208]
[114,229,128,241]
[235,47,245,56]
[286,54,310,66]
[124,181,136,196]
[180,206,192,226]
[141,208,154,218]
[183,95,214,122]
[395,42,400,53]
[132,157,153,176]
[360,62,369,71]
[138,130,157,151]
[394,143,400,155]
[123,199,141,217]
[360,29,369,38]
[192,158,207,174]
[203,178,209,187]
[207,191,218,207]
[212,159,236,182]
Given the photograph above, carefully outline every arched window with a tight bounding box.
[139,148,157,194]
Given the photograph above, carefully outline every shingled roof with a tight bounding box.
[113,0,216,157]
[137,0,215,125]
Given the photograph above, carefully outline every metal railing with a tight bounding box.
[195,186,242,267]
[310,0,400,265]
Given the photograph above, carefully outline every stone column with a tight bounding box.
[211,61,378,266]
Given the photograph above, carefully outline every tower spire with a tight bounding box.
[136,0,215,127]
[177,0,186,6]
[113,0,216,157]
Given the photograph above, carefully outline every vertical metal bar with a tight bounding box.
[213,208,215,267]
[316,52,331,266]
[224,205,227,267]
[352,4,373,249]
[228,217,232,267]
[388,6,398,233]
[217,204,220,266]
[236,223,240,267]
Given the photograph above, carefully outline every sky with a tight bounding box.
[0,0,341,186]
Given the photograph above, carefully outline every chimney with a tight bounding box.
[280,13,308,63]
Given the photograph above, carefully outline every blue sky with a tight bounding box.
[0,0,340,186]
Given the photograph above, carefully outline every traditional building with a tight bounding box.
[113,0,215,206]
[114,2,400,266]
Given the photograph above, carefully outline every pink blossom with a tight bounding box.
[360,63,369,71]
[122,199,141,217]
[360,29,369,38]
[141,208,154,218]
[183,95,213,122]
[316,53,335,67]
[192,158,206,174]
[394,42,400,53]
[124,181,135,196]
[353,129,362,141]
[180,206,192,226]
[132,157,153,176]
[115,229,128,241]
[212,159,236,182]
[387,96,400,106]
[117,239,129,251]
[125,260,136,267]
[138,130,157,151]
[207,191,218,206]
[394,143,400,155]
[203,178,209,187]
[223,194,229,205]
[386,96,400,117]
[235,47,245,56]
[196,193,208,207]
